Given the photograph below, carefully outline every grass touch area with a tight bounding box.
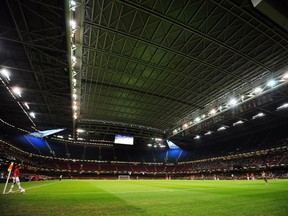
[0,179,288,216]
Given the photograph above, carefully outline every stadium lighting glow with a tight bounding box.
[0,69,10,81]
[252,112,265,119]
[276,103,288,110]
[204,131,212,136]
[57,135,64,139]
[218,106,223,111]
[29,112,36,118]
[282,73,288,80]
[70,20,76,29]
[241,95,245,102]
[73,93,77,99]
[182,123,188,129]
[195,117,201,123]
[73,105,77,111]
[194,135,200,140]
[70,0,76,11]
[160,145,165,148]
[229,98,237,107]
[233,120,244,126]
[74,113,77,119]
[173,129,177,134]
[72,55,77,63]
[267,79,276,87]
[77,137,84,140]
[253,87,263,94]
[154,138,162,141]
[147,144,152,147]
[218,126,227,131]
[24,102,30,109]
[12,87,22,97]
[209,109,216,115]
[201,114,206,119]
[76,128,85,133]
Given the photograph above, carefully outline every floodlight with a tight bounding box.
[253,87,263,94]
[229,98,237,107]
[194,135,200,140]
[218,126,227,131]
[24,102,30,109]
[12,87,22,97]
[70,20,76,29]
[276,103,288,111]
[233,120,244,126]
[71,0,76,6]
[72,55,77,63]
[209,109,216,115]
[76,128,85,133]
[70,0,76,11]
[195,117,201,123]
[204,131,212,136]
[283,73,288,80]
[73,113,77,119]
[0,69,10,81]
[252,112,265,120]
[147,144,152,147]
[267,79,276,87]
[29,112,36,118]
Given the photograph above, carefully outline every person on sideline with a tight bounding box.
[9,165,25,193]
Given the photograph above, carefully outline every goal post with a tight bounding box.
[118,175,130,180]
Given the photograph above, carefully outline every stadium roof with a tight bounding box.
[1,0,288,146]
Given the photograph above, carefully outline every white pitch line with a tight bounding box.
[24,181,60,190]
[3,181,60,194]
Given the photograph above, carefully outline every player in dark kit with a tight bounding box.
[262,171,268,184]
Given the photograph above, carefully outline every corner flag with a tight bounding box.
[3,162,14,194]
[7,162,14,172]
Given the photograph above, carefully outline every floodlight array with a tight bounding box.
[0,68,36,127]
[68,0,80,122]
[172,71,288,137]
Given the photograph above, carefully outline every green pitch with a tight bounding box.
[1,179,288,216]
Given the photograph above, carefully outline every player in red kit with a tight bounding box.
[8,165,25,193]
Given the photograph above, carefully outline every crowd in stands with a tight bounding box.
[1,137,288,180]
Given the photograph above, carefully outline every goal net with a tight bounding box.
[118,175,130,180]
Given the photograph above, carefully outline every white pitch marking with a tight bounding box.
[24,181,60,190]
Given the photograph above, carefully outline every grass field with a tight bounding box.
[0,179,288,216]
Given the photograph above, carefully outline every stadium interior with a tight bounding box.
[1,0,288,181]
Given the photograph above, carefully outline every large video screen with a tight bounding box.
[114,135,134,145]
